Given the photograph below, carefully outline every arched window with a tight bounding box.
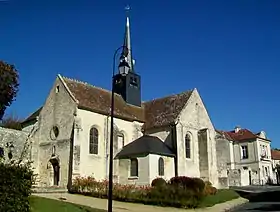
[89,127,99,154]
[130,158,138,177]
[158,157,164,176]
[185,134,191,158]
[117,133,125,150]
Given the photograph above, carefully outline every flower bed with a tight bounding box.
[70,176,219,208]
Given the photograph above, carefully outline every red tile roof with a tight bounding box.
[217,128,270,142]
[271,149,280,160]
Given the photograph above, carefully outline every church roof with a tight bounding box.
[63,77,145,122]
[115,135,175,159]
[21,107,42,126]
[22,76,193,131]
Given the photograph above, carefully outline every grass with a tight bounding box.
[29,196,106,212]
[198,189,240,208]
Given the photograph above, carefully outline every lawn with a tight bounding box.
[29,196,106,212]
[198,189,240,208]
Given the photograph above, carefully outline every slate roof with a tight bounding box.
[23,76,193,131]
[271,149,280,160]
[115,135,175,159]
[216,128,270,142]
[21,107,42,125]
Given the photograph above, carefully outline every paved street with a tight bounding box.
[229,186,280,211]
[230,202,280,212]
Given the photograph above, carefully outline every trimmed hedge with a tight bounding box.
[0,163,33,212]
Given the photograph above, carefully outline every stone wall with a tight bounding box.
[215,132,230,178]
[0,127,29,163]
[36,76,77,188]
[228,169,241,186]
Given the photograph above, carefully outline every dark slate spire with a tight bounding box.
[118,6,135,75]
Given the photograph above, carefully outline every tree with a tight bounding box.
[0,61,19,120]
[0,113,23,130]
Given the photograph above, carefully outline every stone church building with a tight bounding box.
[18,15,220,188]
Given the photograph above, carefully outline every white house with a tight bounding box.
[216,127,273,186]
[20,14,220,189]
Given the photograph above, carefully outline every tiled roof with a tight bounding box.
[271,149,280,160]
[224,129,258,141]
[217,128,270,142]
[23,76,193,131]
[143,90,193,130]
[63,77,145,122]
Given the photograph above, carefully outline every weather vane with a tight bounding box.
[125,5,131,16]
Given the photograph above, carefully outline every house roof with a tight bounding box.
[21,107,42,125]
[271,149,280,160]
[23,76,193,131]
[216,128,270,142]
[115,135,175,159]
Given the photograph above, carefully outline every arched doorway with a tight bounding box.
[49,158,60,186]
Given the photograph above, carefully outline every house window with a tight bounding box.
[89,127,99,154]
[185,134,191,158]
[158,157,164,176]
[130,158,138,177]
[117,133,125,150]
[241,145,248,159]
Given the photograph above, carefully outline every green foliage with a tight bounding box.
[170,176,206,196]
[0,113,23,130]
[0,162,34,212]
[198,189,239,208]
[151,177,167,187]
[29,196,106,212]
[70,176,222,209]
[0,61,19,120]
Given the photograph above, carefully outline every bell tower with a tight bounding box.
[113,8,141,107]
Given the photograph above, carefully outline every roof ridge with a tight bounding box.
[61,75,112,94]
[143,89,194,103]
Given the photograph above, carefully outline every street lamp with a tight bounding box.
[108,45,129,212]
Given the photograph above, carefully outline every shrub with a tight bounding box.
[0,162,34,212]
[70,176,201,208]
[169,176,205,196]
[151,178,166,187]
[203,181,217,196]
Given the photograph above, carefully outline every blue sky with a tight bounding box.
[1,0,280,147]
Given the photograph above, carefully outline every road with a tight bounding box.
[230,202,280,211]
[230,185,280,211]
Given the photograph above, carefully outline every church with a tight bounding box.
[20,15,220,189]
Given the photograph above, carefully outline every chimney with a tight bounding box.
[234,126,241,133]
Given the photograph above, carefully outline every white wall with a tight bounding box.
[176,89,218,187]
[148,154,175,184]
[75,108,143,181]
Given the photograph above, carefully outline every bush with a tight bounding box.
[151,178,166,187]
[70,176,200,208]
[202,180,217,196]
[169,176,205,196]
[0,162,34,212]
[70,176,218,209]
